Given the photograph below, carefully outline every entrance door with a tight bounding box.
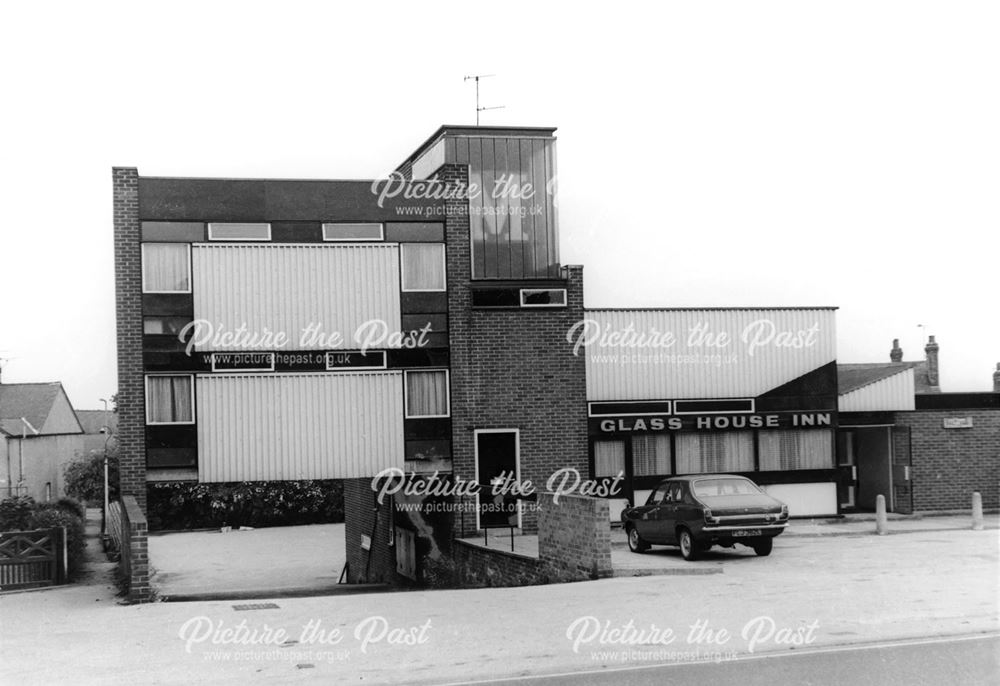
[475,430,520,529]
[855,427,893,511]
[836,430,858,509]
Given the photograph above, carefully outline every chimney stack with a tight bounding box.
[924,335,940,389]
[890,338,903,363]
[993,363,1000,393]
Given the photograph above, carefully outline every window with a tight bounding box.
[207,223,271,241]
[404,370,449,418]
[593,440,625,478]
[323,223,384,241]
[519,288,567,308]
[145,375,194,424]
[143,317,192,336]
[401,243,446,291]
[631,434,672,476]
[758,429,834,471]
[675,432,754,474]
[141,243,191,293]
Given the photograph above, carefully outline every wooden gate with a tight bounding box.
[0,528,66,591]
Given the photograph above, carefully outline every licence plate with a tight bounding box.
[732,529,761,537]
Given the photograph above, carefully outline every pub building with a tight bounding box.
[580,307,840,519]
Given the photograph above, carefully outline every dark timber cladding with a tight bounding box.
[451,135,558,279]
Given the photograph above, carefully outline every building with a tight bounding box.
[113,124,996,586]
[0,382,85,500]
[836,338,999,513]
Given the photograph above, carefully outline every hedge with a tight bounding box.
[146,480,345,531]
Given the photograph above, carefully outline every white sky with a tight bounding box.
[0,1,997,409]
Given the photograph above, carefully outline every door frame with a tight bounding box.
[473,428,522,531]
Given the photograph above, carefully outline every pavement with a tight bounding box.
[0,510,996,685]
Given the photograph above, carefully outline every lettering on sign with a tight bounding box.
[942,417,973,429]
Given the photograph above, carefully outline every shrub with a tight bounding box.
[0,496,36,531]
[63,447,119,506]
[146,480,345,531]
[28,508,86,580]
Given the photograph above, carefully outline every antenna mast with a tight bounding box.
[463,74,505,125]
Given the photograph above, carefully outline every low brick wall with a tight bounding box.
[453,492,612,587]
[119,496,151,603]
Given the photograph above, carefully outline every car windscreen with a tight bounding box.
[691,478,761,497]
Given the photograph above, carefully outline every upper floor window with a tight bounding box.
[145,375,194,425]
[142,243,191,293]
[404,369,450,418]
[323,223,384,241]
[401,243,446,292]
[207,223,271,241]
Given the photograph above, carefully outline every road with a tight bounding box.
[445,633,1000,686]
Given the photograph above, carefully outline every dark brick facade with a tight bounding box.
[119,496,151,603]
[440,162,589,536]
[895,409,1000,510]
[113,168,147,510]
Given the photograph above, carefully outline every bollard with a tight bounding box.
[875,495,888,535]
[972,492,984,531]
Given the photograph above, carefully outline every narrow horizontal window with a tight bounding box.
[143,317,192,336]
[520,288,567,308]
[322,223,384,241]
[211,352,276,373]
[401,243,446,292]
[674,399,755,415]
[405,369,450,418]
[142,243,191,293]
[145,375,194,425]
[207,223,271,241]
[325,350,387,371]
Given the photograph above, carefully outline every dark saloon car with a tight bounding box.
[621,475,788,560]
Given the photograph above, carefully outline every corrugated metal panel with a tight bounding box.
[196,372,404,481]
[192,244,401,350]
[583,309,837,401]
[839,368,915,412]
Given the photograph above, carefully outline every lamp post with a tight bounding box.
[100,398,112,538]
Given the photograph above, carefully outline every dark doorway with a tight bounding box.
[475,430,520,529]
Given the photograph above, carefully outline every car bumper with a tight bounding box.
[701,523,787,535]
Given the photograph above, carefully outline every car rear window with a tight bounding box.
[692,478,761,497]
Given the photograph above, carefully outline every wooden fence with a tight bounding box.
[0,527,67,591]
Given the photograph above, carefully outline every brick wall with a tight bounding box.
[452,492,612,587]
[537,492,612,580]
[894,409,1000,510]
[113,168,146,510]
[343,478,397,584]
[119,496,151,603]
[440,162,589,537]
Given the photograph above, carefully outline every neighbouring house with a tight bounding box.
[837,338,999,513]
[76,409,118,459]
[0,382,85,501]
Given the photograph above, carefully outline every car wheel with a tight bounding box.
[753,538,773,557]
[678,528,699,561]
[627,525,649,553]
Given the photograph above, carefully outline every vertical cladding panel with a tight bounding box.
[192,244,401,349]
[506,138,525,279]
[530,139,550,277]
[467,139,485,279]
[197,372,404,481]
[838,370,916,412]
[584,309,837,400]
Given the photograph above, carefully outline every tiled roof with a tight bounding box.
[837,363,915,395]
[0,382,64,436]
[75,409,118,435]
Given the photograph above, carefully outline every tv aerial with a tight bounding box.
[464,74,505,125]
